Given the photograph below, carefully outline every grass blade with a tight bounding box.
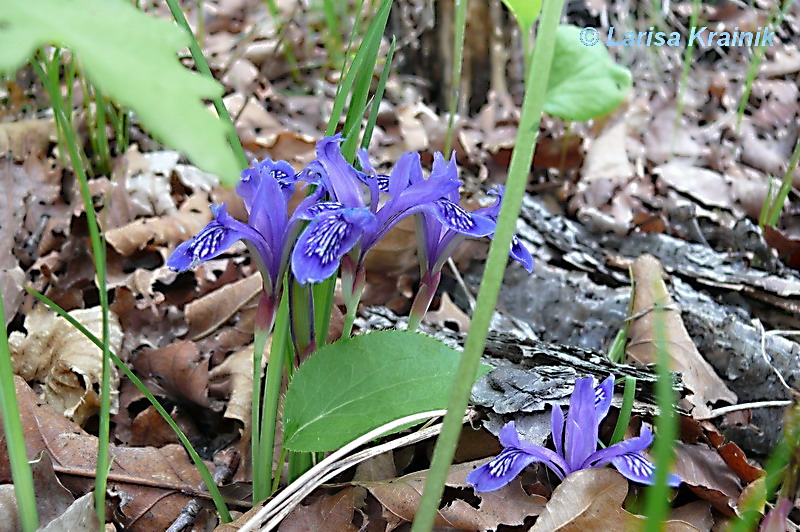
[25,288,232,522]
[0,293,38,531]
[610,376,637,445]
[642,291,679,530]
[728,403,798,532]
[360,37,395,150]
[411,0,565,528]
[32,53,113,528]
[766,138,800,227]
[443,0,467,155]
[163,0,247,169]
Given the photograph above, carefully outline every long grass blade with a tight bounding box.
[0,293,38,530]
[443,0,467,155]
[32,53,113,528]
[360,37,395,150]
[163,0,248,169]
[642,291,679,530]
[411,1,565,529]
[766,138,800,227]
[728,403,798,532]
[26,288,233,522]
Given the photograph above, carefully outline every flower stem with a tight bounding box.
[407,271,442,331]
[411,1,564,528]
[258,289,290,499]
[251,294,278,503]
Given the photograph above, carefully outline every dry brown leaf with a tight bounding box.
[133,341,210,407]
[38,492,99,532]
[278,488,360,532]
[423,292,471,333]
[654,161,732,209]
[530,469,700,532]
[363,215,418,275]
[673,442,742,514]
[186,273,262,340]
[8,305,122,425]
[105,193,212,256]
[626,255,737,418]
[0,118,56,159]
[669,501,715,531]
[764,226,800,269]
[0,377,214,532]
[356,459,546,531]
[353,451,397,482]
[209,344,254,433]
[128,405,197,447]
[0,485,20,532]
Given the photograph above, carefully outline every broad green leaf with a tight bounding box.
[545,25,632,122]
[501,0,542,31]
[0,0,240,185]
[283,330,491,452]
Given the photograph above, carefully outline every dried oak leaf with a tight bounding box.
[530,469,701,532]
[133,341,210,407]
[38,492,99,532]
[8,305,122,425]
[278,487,360,532]
[105,192,211,256]
[0,118,56,159]
[0,377,213,532]
[627,255,737,418]
[185,273,261,340]
[764,226,800,269]
[672,442,742,514]
[208,344,254,434]
[355,459,546,531]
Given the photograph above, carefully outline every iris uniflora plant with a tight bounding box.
[171,135,533,334]
[168,134,535,486]
[467,375,682,492]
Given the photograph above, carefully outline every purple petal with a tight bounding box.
[238,159,297,211]
[167,204,270,271]
[247,166,289,263]
[551,405,565,457]
[563,378,600,471]
[583,425,654,468]
[760,497,793,532]
[422,199,495,237]
[291,208,375,284]
[466,448,538,492]
[498,421,522,448]
[385,151,414,197]
[295,160,326,186]
[293,201,346,221]
[356,149,391,194]
[510,235,534,273]
[315,135,366,207]
[429,152,460,201]
[502,422,569,478]
[610,453,681,487]
[594,374,615,422]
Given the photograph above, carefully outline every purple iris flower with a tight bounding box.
[472,185,534,274]
[467,375,682,492]
[168,158,327,298]
[290,135,495,285]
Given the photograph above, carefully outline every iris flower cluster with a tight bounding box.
[168,134,533,333]
[467,375,682,492]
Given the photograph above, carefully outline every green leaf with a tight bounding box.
[283,330,491,452]
[0,0,240,185]
[545,25,632,122]
[501,0,542,31]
